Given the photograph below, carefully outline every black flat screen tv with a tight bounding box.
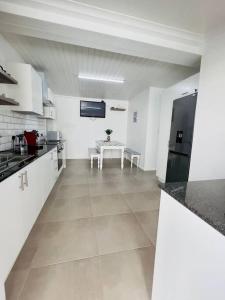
[80,100,106,118]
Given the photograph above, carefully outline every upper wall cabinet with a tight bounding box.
[6,63,43,115]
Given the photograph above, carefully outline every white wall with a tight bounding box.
[145,88,163,170]
[52,95,128,159]
[126,87,163,170]
[189,27,225,180]
[156,73,199,182]
[126,88,150,169]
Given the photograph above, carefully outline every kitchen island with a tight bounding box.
[152,180,225,300]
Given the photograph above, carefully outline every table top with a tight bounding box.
[96,140,125,147]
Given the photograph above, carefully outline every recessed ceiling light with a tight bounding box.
[78,74,124,84]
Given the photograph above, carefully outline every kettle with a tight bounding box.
[24,131,38,146]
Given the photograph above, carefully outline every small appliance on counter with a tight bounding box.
[24,130,38,146]
[24,130,44,155]
[11,131,44,156]
[12,134,27,154]
[46,131,64,171]
[47,131,62,141]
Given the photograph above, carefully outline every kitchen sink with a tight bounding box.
[0,154,35,174]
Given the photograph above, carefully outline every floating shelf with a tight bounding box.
[0,94,19,106]
[0,68,18,84]
[110,107,126,111]
[43,100,55,107]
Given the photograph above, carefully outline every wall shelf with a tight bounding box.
[110,107,126,111]
[0,94,19,106]
[0,68,18,84]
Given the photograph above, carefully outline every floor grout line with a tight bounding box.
[37,208,159,225]
[23,244,155,272]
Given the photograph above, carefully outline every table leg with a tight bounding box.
[100,148,104,170]
[121,148,124,169]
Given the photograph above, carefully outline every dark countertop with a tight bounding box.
[161,180,225,236]
[0,144,57,183]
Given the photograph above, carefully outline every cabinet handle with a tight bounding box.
[23,170,28,187]
[19,173,24,191]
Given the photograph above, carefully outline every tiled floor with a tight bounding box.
[5,159,161,300]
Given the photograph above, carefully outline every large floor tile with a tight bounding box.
[38,196,92,223]
[94,214,151,255]
[72,257,103,300]
[56,183,90,199]
[59,174,89,185]
[134,171,158,182]
[135,210,159,246]
[5,269,29,300]
[89,182,121,196]
[89,173,126,184]
[19,257,103,300]
[118,178,141,193]
[124,191,160,212]
[91,194,131,217]
[138,179,161,192]
[100,247,155,300]
[19,262,74,300]
[31,219,98,267]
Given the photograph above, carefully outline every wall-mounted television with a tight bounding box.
[80,100,106,118]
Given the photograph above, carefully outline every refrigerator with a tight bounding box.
[165,92,197,183]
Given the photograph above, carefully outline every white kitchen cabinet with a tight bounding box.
[0,146,59,294]
[49,148,59,186]
[43,106,56,119]
[6,63,43,115]
[0,169,27,285]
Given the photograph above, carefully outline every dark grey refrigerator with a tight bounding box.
[166,92,197,183]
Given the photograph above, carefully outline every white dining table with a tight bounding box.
[96,140,125,170]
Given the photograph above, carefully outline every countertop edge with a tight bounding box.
[0,145,58,184]
[161,185,225,238]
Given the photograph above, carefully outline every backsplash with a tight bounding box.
[0,109,46,151]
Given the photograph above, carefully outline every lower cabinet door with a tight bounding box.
[0,148,59,285]
[0,170,27,283]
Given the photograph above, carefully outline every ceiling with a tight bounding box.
[3,34,198,100]
[77,0,225,34]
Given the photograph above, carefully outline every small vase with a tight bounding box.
[107,135,110,142]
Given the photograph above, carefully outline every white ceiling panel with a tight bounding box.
[77,0,225,34]
[3,33,198,100]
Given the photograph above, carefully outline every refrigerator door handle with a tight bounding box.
[169,150,189,157]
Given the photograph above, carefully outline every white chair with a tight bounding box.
[88,148,100,169]
[125,148,141,168]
